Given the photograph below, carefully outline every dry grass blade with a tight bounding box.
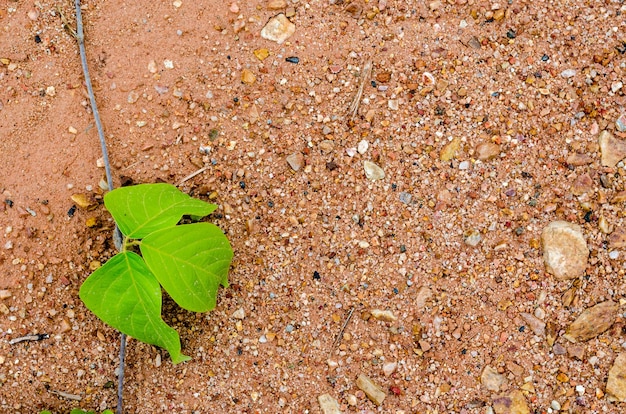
[348,59,372,120]
[331,306,355,353]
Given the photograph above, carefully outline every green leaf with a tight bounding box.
[79,252,190,364]
[104,183,217,239]
[141,223,232,312]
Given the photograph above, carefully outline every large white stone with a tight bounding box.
[541,221,588,280]
[261,14,295,44]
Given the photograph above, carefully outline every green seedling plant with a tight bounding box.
[79,183,233,363]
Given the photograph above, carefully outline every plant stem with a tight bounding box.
[73,1,126,413]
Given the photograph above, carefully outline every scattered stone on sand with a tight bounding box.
[440,137,461,161]
[541,221,589,280]
[598,130,626,167]
[607,354,626,402]
[609,226,626,248]
[519,312,546,336]
[355,373,386,406]
[492,390,530,414]
[570,173,593,196]
[318,393,342,414]
[370,309,397,322]
[231,308,245,319]
[599,216,613,234]
[241,69,256,84]
[71,193,98,210]
[463,229,482,247]
[286,152,304,171]
[481,366,506,392]
[616,113,626,132]
[318,140,334,152]
[260,14,295,44]
[357,139,369,154]
[564,300,618,342]
[414,286,432,310]
[566,153,593,166]
[267,0,287,10]
[382,361,397,377]
[475,141,500,161]
[567,343,585,360]
[363,161,385,180]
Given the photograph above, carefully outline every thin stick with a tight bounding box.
[50,389,83,401]
[331,306,355,352]
[73,2,125,413]
[348,59,372,120]
[9,333,49,345]
[178,166,209,186]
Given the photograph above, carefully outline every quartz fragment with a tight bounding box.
[356,374,386,406]
[370,309,397,322]
[493,390,530,414]
[382,361,397,376]
[363,161,385,180]
[616,113,626,132]
[541,221,588,280]
[475,142,500,161]
[261,14,295,44]
[440,137,461,161]
[286,153,304,171]
[519,312,546,336]
[564,300,618,342]
[415,286,432,310]
[318,394,342,414]
[599,130,626,167]
[609,226,626,248]
[481,366,506,392]
[607,353,626,402]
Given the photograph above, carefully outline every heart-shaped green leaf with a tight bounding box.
[79,251,190,364]
[141,222,232,312]
[104,183,217,239]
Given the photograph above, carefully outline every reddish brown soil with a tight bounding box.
[1,0,626,413]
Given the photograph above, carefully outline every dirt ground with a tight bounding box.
[1,0,626,413]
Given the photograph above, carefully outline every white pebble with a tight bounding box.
[560,69,576,78]
[609,250,619,259]
[357,140,369,154]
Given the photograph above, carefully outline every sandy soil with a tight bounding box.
[1,0,626,413]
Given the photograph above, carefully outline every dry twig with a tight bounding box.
[348,59,372,120]
[9,334,49,345]
[178,166,209,186]
[331,306,355,352]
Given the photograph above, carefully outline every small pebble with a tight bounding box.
[616,114,626,132]
[363,161,385,181]
[399,192,412,205]
[382,361,397,376]
[232,308,245,319]
[261,14,296,44]
[285,56,299,64]
[560,69,576,78]
[357,140,369,154]
[286,152,304,171]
